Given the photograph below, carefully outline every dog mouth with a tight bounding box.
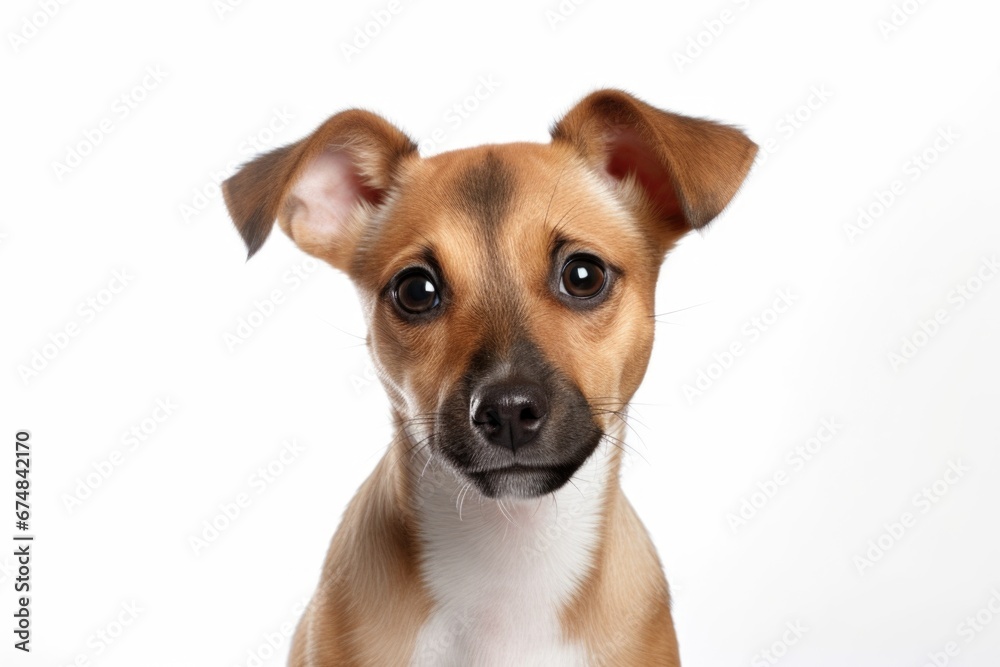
[462,461,592,499]
[433,388,603,499]
[432,341,603,499]
[471,463,573,474]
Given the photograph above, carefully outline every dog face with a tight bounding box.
[358,143,666,498]
[224,90,756,498]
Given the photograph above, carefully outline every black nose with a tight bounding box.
[470,381,549,452]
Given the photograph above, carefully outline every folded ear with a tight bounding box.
[222,110,418,270]
[551,89,756,249]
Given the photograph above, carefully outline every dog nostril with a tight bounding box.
[484,409,503,432]
[470,383,549,451]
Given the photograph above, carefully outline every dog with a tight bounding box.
[223,89,756,666]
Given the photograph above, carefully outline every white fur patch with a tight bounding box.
[408,440,613,666]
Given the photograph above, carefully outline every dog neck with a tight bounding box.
[394,423,623,665]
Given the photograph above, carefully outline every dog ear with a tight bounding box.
[222,110,418,270]
[551,89,756,249]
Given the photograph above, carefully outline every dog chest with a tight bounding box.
[408,451,609,666]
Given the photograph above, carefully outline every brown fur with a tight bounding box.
[223,90,756,666]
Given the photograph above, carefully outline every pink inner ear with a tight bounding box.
[286,150,385,251]
[604,128,685,225]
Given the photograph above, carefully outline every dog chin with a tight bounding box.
[464,466,567,499]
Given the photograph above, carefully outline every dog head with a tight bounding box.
[223,90,756,499]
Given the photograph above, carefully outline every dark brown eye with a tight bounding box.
[560,257,606,298]
[394,270,440,314]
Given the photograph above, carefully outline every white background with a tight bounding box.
[3,0,999,665]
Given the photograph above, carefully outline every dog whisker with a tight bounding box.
[314,315,369,345]
[542,163,570,230]
[495,498,515,527]
[590,408,648,448]
[419,448,435,482]
[647,302,709,319]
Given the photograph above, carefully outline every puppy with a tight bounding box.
[223,89,756,666]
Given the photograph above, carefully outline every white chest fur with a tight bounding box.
[408,443,612,667]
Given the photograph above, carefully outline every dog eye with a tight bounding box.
[394,270,440,314]
[560,256,606,298]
